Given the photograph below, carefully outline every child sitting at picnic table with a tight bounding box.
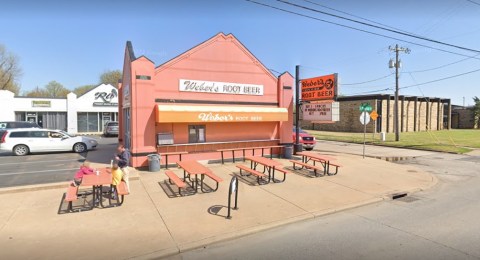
[110,163,124,198]
[71,161,94,187]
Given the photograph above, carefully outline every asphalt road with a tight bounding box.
[175,152,480,260]
[0,136,118,188]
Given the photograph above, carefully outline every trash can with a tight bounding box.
[147,154,161,172]
[283,145,293,159]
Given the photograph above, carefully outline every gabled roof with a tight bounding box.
[154,32,276,80]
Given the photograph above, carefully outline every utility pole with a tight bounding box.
[389,44,410,142]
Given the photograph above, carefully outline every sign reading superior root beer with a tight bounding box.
[301,73,337,101]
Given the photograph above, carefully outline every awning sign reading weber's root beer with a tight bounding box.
[301,73,338,101]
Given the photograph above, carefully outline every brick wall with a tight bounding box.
[301,97,445,133]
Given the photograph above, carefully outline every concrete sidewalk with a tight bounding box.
[0,148,437,260]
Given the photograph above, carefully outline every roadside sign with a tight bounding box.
[359,112,370,125]
[370,110,379,120]
[359,102,372,112]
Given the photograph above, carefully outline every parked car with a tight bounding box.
[0,121,41,140]
[0,121,41,129]
[103,121,119,137]
[0,128,98,156]
[292,127,316,151]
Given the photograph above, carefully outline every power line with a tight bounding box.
[245,0,480,60]
[301,0,415,35]
[276,0,480,53]
[401,67,480,89]
[341,73,394,85]
[404,54,480,73]
[466,0,480,6]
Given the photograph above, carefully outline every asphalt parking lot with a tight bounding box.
[0,136,118,188]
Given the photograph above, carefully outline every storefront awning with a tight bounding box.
[156,104,288,123]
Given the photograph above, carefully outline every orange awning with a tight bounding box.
[156,104,288,123]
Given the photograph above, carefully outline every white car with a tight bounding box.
[0,128,98,156]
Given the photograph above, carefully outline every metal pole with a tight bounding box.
[294,65,302,154]
[394,44,400,142]
[363,112,366,158]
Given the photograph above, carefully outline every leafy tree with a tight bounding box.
[474,96,480,129]
[100,70,122,88]
[73,84,96,96]
[24,87,47,97]
[0,44,22,95]
[44,81,70,98]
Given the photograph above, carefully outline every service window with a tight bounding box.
[188,125,206,143]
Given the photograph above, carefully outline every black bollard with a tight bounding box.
[227,176,239,219]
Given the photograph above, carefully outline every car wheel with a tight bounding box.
[13,144,29,156]
[73,143,87,153]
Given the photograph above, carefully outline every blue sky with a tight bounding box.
[1,0,479,106]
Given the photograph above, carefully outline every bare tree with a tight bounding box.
[0,44,22,94]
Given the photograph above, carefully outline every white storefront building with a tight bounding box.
[0,84,118,134]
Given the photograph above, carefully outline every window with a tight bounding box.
[30,131,48,138]
[9,131,30,138]
[188,125,206,143]
[49,131,63,138]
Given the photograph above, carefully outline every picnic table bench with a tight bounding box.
[290,151,341,177]
[218,145,285,164]
[64,185,79,212]
[236,164,269,185]
[160,151,188,169]
[176,160,223,194]
[165,170,187,196]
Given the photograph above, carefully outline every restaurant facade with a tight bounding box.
[0,84,118,134]
[119,33,294,167]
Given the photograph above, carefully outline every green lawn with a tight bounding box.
[307,129,480,154]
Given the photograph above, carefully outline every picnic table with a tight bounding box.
[291,151,340,177]
[240,156,289,184]
[177,160,222,194]
[218,145,285,164]
[81,168,112,209]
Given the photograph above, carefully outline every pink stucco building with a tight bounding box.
[119,33,293,167]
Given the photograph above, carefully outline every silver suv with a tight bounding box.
[103,121,119,137]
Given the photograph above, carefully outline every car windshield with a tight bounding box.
[293,128,308,134]
[108,122,118,126]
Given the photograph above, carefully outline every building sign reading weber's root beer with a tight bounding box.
[301,74,338,101]
[179,79,264,96]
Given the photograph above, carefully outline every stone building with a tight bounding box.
[451,105,476,129]
[301,94,451,133]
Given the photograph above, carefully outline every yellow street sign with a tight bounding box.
[370,110,379,120]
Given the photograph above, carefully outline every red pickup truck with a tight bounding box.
[292,127,316,151]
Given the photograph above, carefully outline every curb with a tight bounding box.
[0,175,140,195]
[135,197,387,259]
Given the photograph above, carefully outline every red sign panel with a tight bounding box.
[301,74,337,101]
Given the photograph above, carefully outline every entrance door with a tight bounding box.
[26,116,37,124]
[102,115,111,132]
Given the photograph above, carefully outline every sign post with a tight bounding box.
[359,103,372,159]
[226,176,239,219]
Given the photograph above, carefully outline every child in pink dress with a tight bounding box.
[71,162,94,187]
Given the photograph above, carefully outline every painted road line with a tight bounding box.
[0,168,78,176]
[0,159,82,166]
